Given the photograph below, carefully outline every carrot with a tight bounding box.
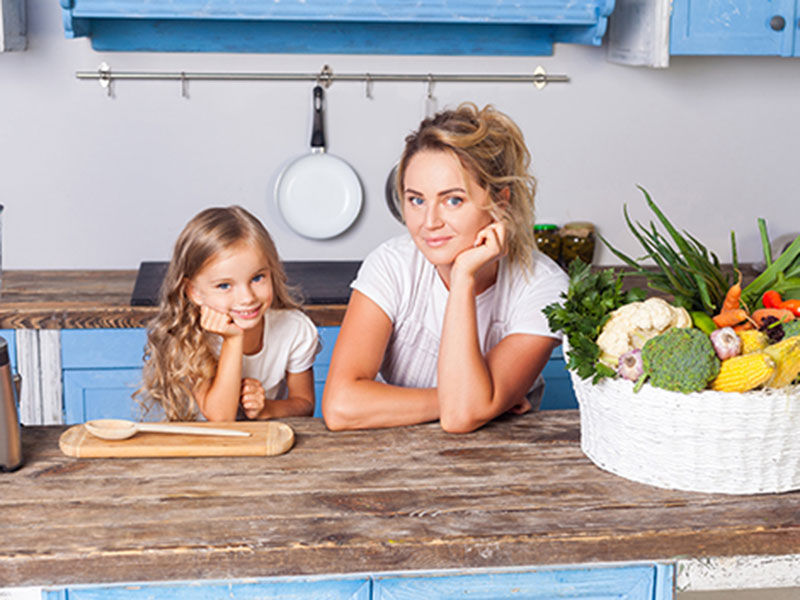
[712,308,749,328]
[751,308,794,328]
[721,269,743,313]
[733,322,754,332]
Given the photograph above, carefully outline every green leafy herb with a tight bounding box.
[598,186,732,314]
[543,259,645,383]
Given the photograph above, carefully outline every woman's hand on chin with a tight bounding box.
[452,221,508,284]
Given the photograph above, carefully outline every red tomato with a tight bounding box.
[780,298,800,317]
[762,290,783,309]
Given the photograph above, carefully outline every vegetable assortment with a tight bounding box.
[544,186,800,395]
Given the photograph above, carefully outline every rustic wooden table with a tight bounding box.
[0,270,346,329]
[2,411,799,589]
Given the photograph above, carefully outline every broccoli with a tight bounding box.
[634,327,720,393]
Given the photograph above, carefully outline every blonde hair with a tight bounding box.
[397,102,537,270]
[137,206,300,421]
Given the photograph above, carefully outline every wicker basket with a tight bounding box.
[571,372,800,494]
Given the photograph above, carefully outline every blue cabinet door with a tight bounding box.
[541,345,578,410]
[60,327,338,422]
[671,0,797,56]
[63,368,153,423]
[45,575,370,600]
[314,326,340,417]
[61,329,148,424]
[373,564,673,600]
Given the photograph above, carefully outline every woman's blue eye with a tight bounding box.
[445,196,463,207]
[216,283,231,291]
[408,196,424,207]
[252,274,265,283]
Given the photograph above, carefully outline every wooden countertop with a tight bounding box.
[2,411,799,587]
[0,265,761,330]
[0,270,346,329]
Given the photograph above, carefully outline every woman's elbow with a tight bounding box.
[321,383,353,431]
[438,407,487,434]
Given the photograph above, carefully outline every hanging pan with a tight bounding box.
[276,86,363,239]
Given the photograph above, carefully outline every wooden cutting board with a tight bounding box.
[59,421,295,458]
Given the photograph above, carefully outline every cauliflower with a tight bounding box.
[596,297,691,367]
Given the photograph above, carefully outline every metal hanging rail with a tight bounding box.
[76,63,569,97]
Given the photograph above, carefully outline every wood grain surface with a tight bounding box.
[0,270,346,328]
[2,411,799,587]
[0,266,761,330]
[58,421,295,458]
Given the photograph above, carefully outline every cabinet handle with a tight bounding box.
[770,15,786,31]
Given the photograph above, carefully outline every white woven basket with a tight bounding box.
[571,372,800,494]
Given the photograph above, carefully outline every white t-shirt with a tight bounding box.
[351,234,568,401]
[212,308,321,400]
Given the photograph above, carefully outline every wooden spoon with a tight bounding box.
[84,419,251,440]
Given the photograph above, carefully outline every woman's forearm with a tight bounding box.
[324,377,439,430]
[437,276,495,432]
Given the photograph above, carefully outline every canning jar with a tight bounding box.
[560,221,596,267]
[533,224,561,263]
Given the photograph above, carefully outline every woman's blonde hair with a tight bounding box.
[397,102,537,270]
[137,206,300,421]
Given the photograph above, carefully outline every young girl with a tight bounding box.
[139,206,320,422]
[323,103,568,433]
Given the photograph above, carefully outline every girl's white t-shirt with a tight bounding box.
[212,308,321,400]
[351,234,568,400]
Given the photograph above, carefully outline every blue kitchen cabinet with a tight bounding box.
[41,563,673,600]
[60,327,576,423]
[314,326,339,417]
[43,574,371,600]
[61,328,149,424]
[541,345,578,410]
[373,563,673,600]
[61,326,339,422]
[670,0,799,56]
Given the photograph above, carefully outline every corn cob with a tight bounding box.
[711,353,776,392]
[763,335,800,388]
[737,330,769,355]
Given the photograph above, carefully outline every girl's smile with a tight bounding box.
[187,240,274,336]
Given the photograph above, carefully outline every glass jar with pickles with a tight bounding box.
[559,221,596,267]
[533,224,561,263]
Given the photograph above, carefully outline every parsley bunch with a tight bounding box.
[544,260,646,383]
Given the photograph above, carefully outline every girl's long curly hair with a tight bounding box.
[396,102,538,271]
[136,206,300,421]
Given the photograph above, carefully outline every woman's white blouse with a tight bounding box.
[350,234,568,400]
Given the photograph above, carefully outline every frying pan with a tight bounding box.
[276,86,363,239]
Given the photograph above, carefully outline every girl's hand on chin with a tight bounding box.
[199,305,243,338]
[453,221,508,281]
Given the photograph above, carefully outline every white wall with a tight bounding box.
[2,3,799,269]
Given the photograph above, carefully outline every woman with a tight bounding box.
[323,103,568,433]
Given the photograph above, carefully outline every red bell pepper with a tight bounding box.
[762,290,783,309]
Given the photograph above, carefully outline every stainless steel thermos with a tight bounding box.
[0,335,22,472]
